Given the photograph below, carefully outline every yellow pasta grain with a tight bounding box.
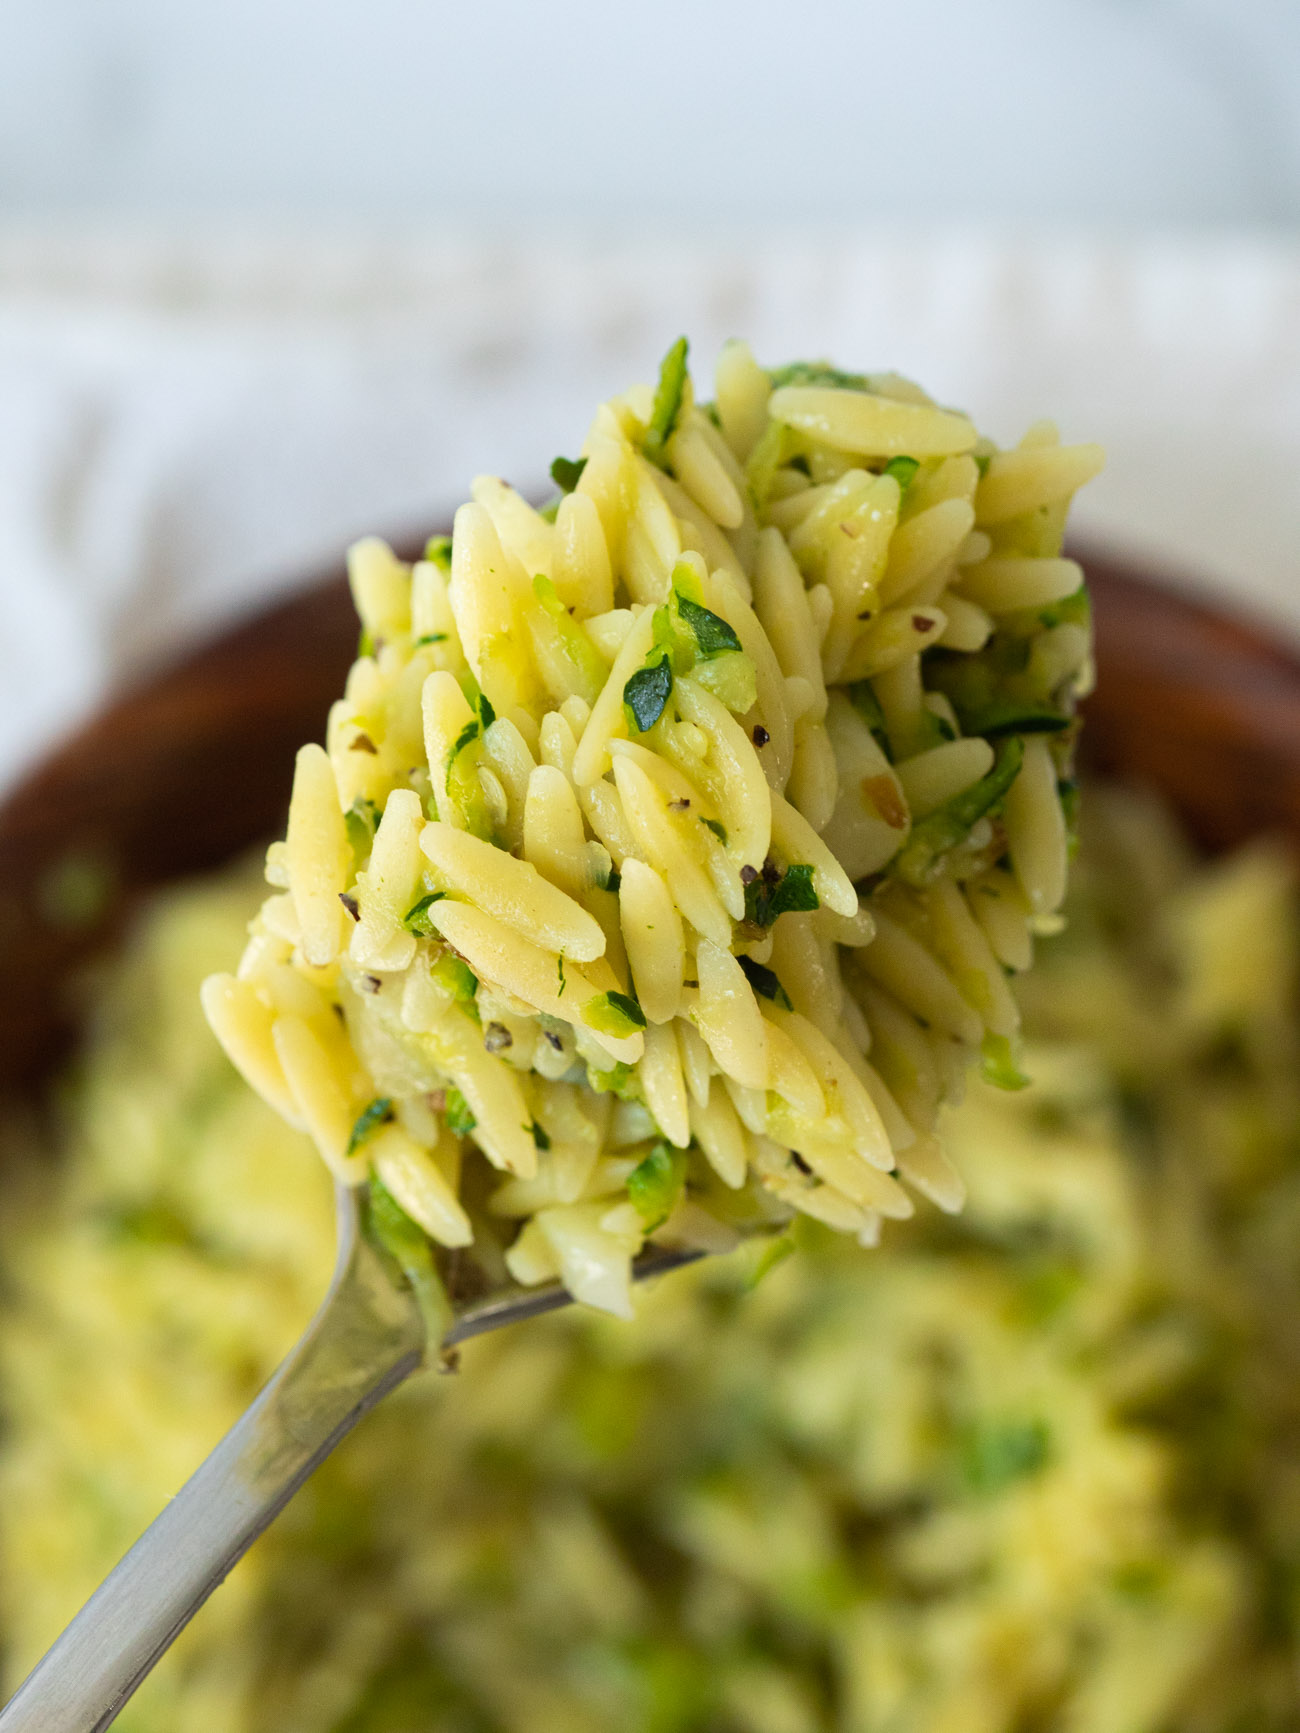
[420,821,604,961]
[769,386,977,458]
[618,859,685,1025]
[285,743,350,968]
[369,1122,473,1248]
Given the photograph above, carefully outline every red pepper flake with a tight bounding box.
[669,797,691,812]
[912,615,933,634]
[740,864,759,885]
[351,732,379,754]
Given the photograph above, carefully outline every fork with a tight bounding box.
[0,1182,699,1733]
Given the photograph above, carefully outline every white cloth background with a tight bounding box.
[3,230,1299,797]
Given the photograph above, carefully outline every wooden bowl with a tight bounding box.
[1,544,1297,1095]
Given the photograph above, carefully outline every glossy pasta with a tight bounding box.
[203,342,1102,1320]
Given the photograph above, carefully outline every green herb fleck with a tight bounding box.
[557,955,567,998]
[627,1141,687,1232]
[550,455,588,493]
[478,692,496,729]
[883,455,920,490]
[415,632,448,647]
[624,655,674,733]
[893,736,1025,888]
[584,991,647,1038]
[744,862,820,929]
[424,535,453,572]
[604,865,622,895]
[675,592,742,659]
[981,1031,1031,1091]
[737,956,793,1010]
[531,1121,551,1151]
[642,337,690,468]
[441,1086,476,1136]
[347,1097,394,1157]
[402,892,447,935]
[449,719,480,764]
[701,818,728,845]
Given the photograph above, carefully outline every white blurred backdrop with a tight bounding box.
[3,0,1300,227]
[2,0,1300,791]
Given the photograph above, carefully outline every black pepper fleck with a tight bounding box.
[483,1021,513,1053]
[752,725,770,747]
[339,892,359,920]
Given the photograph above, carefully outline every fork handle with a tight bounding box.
[0,1201,424,1733]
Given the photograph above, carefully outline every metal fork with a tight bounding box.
[0,1183,699,1732]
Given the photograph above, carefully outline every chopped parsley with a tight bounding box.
[549,454,587,493]
[744,862,820,929]
[584,991,647,1038]
[449,719,480,764]
[624,655,674,733]
[674,592,741,659]
[736,956,793,1011]
[402,892,447,936]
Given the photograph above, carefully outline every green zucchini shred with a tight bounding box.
[642,337,690,468]
[627,1141,688,1232]
[892,737,1025,889]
